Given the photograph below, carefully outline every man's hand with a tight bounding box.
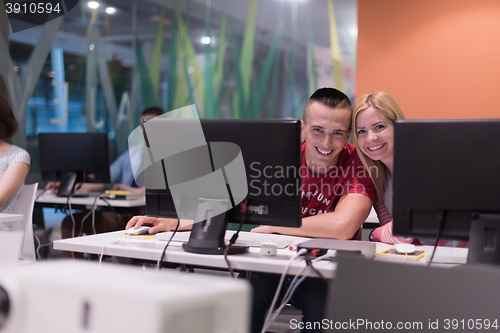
[126,216,193,234]
[45,181,61,193]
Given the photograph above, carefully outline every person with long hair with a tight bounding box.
[0,95,30,231]
[353,91,466,247]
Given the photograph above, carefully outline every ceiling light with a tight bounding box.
[201,36,211,45]
[88,1,99,9]
[105,7,116,14]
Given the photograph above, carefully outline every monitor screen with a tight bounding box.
[39,133,111,197]
[144,119,302,255]
[392,119,500,265]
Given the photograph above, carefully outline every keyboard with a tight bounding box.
[155,231,294,249]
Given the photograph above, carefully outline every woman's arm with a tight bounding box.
[371,199,414,244]
[0,162,29,207]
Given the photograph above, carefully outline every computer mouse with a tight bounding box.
[393,243,416,254]
[123,226,151,235]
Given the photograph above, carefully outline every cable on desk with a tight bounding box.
[77,193,101,236]
[34,233,42,260]
[99,195,119,222]
[35,188,48,201]
[66,182,84,239]
[261,251,336,333]
[99,244,107,264]
[304,252,326,281]
[156,218,180,270]
[427,210,447,267]
[66,192,77,259]
[265,269,308,330]
[260,249,308,333]
[224,199,248,278]
[75,194,119,236]
[36,240,53,260]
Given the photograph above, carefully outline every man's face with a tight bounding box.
[301,102,351,173]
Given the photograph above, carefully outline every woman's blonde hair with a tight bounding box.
[352,92,405,200]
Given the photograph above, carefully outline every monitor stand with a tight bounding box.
[56,171,78,197]
[467,213,500,265]
[182,199,249,255]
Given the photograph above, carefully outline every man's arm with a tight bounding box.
[45,182,106,193]
[251,193,372,239]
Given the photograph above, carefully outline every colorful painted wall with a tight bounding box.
[357,0,500,119]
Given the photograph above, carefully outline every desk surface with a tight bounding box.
[54,231,338,278]
[53,231,468,278]
[36,190,145,208]
[0,213,23,223]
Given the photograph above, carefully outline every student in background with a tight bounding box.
[353,91,467,247]
[46,107,164,257]
[0,95,30,231]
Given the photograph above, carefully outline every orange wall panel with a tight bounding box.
[357,0,500,119]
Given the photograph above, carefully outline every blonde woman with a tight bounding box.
[352,92,466,247]
[0,95,30,231]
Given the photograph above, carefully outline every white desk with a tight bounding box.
[0,213,23,223]
[53,230,468,278]
[36,190,145,208]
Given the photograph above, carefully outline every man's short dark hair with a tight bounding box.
[0,95,18,139]
[303,88,352,123]
[141,106,165,117]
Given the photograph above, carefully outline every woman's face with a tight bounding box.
[355,107,394,165]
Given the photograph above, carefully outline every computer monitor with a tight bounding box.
[392,119,500,265]
[144,119,302,255]
[39,133,111,197]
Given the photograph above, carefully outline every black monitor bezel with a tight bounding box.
[393,119,500,265]
[144,118,302,228]
[39,132,111,185]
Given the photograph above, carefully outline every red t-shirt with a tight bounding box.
[300,140,376,218]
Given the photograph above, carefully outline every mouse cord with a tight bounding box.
[261,249,308,333]
[224,199,248,278]
[427,210,447,267]
[156,219,180,270]
[99,244,106,265]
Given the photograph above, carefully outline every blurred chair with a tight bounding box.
[11,183,38,262]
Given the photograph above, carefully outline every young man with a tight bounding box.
[247,88,375,333]
[251,88,374,239]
